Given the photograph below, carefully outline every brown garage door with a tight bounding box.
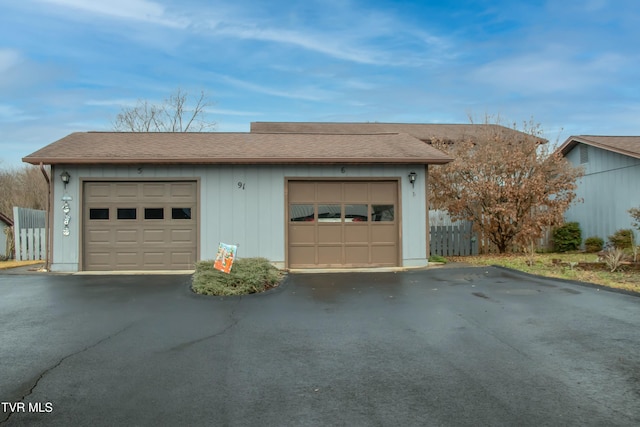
[288,180,399,268]
[83,181,197,271]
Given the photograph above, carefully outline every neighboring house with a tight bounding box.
[0,212,13,259]
[23,131,452,272]
[560,135,640,245]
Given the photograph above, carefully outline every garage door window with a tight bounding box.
[372,205,394,221]
[117,208,137,220]
[290,204,314,222]
[144,208,164,220]
[89,208,109,220]
[318,204,341,222]
[172,208,192,220]
[345,204,368,222]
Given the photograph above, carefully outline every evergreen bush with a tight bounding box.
[584,236,604,253]
[608,229,634,250]
[552,222,582,252]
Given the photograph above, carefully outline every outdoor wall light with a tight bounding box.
[408,171,417,187]
[60,171,70,188]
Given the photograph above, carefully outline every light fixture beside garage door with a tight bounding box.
[60,170,70,189]
[408,171,417,188]
[60,171,72,236]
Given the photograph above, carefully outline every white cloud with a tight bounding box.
[219,74,336,102]
[211,23,388,65]
[85,98,138,107]
[0,104,35,122]
[35,0,188,28]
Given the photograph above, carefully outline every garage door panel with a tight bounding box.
[86,229,112,244]
[317,225,342,244]
[115,229,139,243]
[289,246,315,266]
[371,225,397,243]
[170,228,195,243]
[371,246,397,265]
[115,252,140,268]
[287,180,399,268]
[318,246,342,265]
[370,182,397,203]
[345,246,369,264]
[170,183,197,199]
[142,229,166,243]
[316,182,342,202]
[142,183,166,198]
[171,252,194,267]
[115,183,139,198]
[345,226,368,243]
[142,252,166,267]
[289,182,315,202]
[84,181,197,271]
[344,183,369,202]
[289,226,315,244]
[85,183,111,200]
[85,252,112,267]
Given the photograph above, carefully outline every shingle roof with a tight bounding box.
[559,135,640,159]
[22,132,453,165]
[250,122,544,143]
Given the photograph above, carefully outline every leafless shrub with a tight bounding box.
[603,248,625,273]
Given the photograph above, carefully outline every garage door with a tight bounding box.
[83,181,197,271]
[288,180,399,268]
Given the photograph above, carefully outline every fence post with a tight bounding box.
[13,207,21,261]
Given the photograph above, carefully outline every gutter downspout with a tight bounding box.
[39,163,52,272]
[425,164,430,263]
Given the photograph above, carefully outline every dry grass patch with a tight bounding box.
[449,253,640,294]
[0,260,45,270]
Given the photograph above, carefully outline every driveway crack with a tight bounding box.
[0,323,133,425]
[167,297,242,352]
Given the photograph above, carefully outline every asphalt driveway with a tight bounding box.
[1,266,639,426]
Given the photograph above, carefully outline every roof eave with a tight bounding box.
[23,157,454,166]
[559,136,640,159]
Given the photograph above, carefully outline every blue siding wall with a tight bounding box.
[564,143,640,245]
[50,164,428,271]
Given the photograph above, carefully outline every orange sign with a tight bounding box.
[214,242,237,274]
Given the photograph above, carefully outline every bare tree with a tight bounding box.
[0,164,49,219]
[113,89,216,132]
[429,116,583,253]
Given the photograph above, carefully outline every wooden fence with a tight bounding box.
[13,207,47,261]
[430,222,479,256]
[429,210,552,256]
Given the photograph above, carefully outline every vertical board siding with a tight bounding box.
[565,144,640,244]
[51,164,428,271]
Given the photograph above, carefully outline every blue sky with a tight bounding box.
[1,0,639,166]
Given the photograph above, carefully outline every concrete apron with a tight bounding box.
[74,264,445,275]
[288,264,441,274]
[73,270,195,275]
